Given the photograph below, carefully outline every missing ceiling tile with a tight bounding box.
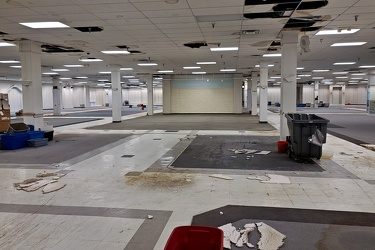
[122,155,135,158]
[41,44,84,53]
[184,42,207,49]
[74,26,103,32]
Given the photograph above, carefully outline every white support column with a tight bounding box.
[84,85,90,108]
[368,70,375,114]
[280,30,299,140]
[243,80,248,111]
[147,75,154,115]
[233,76,243,114]
[111,66,122,122]
[251,71,258,116]
[162,78,171,114]
[259,62,268,122]
[313,81,319,108]
[246,80,251,113]
[52,76,62,116]
[19,40,44,130]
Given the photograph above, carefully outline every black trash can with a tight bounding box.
[285,113,329,159]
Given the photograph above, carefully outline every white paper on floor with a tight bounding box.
[228,149,258,154]
[42,182,67,194]
[14,172,68,193]
[255,151,271,155]
[247,174,291,184]
[219,222,286,249]
[209,174,234,180]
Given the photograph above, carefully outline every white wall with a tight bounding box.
[42,85,53,109]
[318,85,330,103]
[62,87,74,109]
[345,84,367,104]
[302,85,314,104]
[72,86,86,107]
[154,87,163,105]
[268,86,280,104]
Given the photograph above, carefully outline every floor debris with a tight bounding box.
[147,215,153,219]
[255,151,271,155]
[14,178,42,188]
[256,222,286,250]
[209,174,234,180]
[23,180,57,192]
[247,174,291,184]
[228,149,258,154]
[179,135,197,141]
[42,182,67,194]
[219,222,286,250]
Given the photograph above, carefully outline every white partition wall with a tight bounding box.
[346,84,367,104]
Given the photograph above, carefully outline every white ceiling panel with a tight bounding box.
[142,9,192,18]
[131,1,190,10]
[82,3,138,13]
[0,8,41,17]
[192,7,244,16]
[187,0,244,8]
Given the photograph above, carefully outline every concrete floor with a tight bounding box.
[0,107,375,249]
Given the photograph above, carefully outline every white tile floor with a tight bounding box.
[1,111,375,249]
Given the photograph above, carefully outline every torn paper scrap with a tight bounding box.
[256,222,286,250]
[236,223,256,248]
[209,174,234,180]
[219,223,237,249]
[23,180,57,192]
[228,149,258,154]
[42,182,67,194]
[247,175,270,182]
[255,151,271,155]
[261,174,291,184]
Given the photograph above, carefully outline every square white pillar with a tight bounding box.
[111,66,122,122]
[251,72,259,116]
[147,75,154,115]
[259,62,268,123]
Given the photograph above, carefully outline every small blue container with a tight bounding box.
[1,133,29,150]
[28,131,45,139]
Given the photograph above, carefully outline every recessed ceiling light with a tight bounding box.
[263,53,282,57]
[97,83,106,86]
[298,74,311,77]
[270,76,281,79]
[210,47,238,52]
[335,76,348,79]
[59,77,72,80]
[101,51,130,54]
[196,62,216,65]
[19,21,69,29]
[51,69,69,72]
[64,64,84,67]
[312,69,330,72]
[192,72,206,74]
[351,77,363,80]
[351,73,366,76]
[332,72,348,74]
[98,79,109,82]
[77,81,87,84]
[0,42,16,47]
[99,71,111,74]
[296,77,301,80]
[137,63,158,66]
[10,65,22,68]
[220,69,236,72]
[359,65,375,68]
[184,66,201,69]
[158,70,174,73]
[297,67,305,70]
[316,29,360,35]
[42,72,59,75]
[331,42,367,47]
[312,77,324,79]
[255,64,274,67]
[79,58,103,62]
[122,76,135,78]
[121,68,133,71]
[0,60,20,63]
[75,76,88,79]
[333,62,356,65]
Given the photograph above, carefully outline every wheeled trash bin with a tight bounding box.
[285,113,329,159]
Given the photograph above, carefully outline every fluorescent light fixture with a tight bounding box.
[59,77,71,80]
[312,77,324,79]
[20,21,69,29]
[298,74,311,77]
[97,83,105,86]
[101,50,130,54]
[121,68,133,71]
[333,62,356,65]
[270,76,281,79]
[184,66,201,69]
[64,64,84,67]
[268,79,275,82]
[335,76,348,79]
[75,76,88,79]
[312,69,330,72]
[210,47,238,52]
[158,70,174,73]
[0,60,20,63]
[137,63,158,66]
[332,72,348,74]
[220,69,236,72]
[255,64,274,67]
[331,42,366,47]
[263,53,282,57]
[316,29,360,35]
[0,42,16,47]
[122,76,135,78]
[349,80,358,83]
[154,77,163,80]
[98,79,109,82]
[359,65,375,68]
[196,62,216,65]
[42,72,59,75]
[351,77,363,80]
[51,68,69,72]
[99,71,111,74]
[192,72,206,74]
[10,65,21,68]
[297,67,304,70]
[79,58,103,62]
[296,77,301,80]
[77,81,87,84]
[351,73,366,76]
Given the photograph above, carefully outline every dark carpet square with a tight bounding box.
[172,135,324,171]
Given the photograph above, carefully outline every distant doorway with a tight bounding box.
[332,87,342,105]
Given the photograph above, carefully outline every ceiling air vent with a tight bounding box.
[74,26,103,33]
[41,44,84,53]
[184,42,207,49]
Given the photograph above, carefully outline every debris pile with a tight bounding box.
[179,135,197,141]
[14,172,67,194]
[219,222,286,250]
[228,148,271,155]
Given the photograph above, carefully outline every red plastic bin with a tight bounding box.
[164,226,223,250]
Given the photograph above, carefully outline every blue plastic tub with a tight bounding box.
[28,131,44,139]
[1,133,29,150]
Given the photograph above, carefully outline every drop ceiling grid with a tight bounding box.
[191,6,245,16]
[187,0,245,9]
